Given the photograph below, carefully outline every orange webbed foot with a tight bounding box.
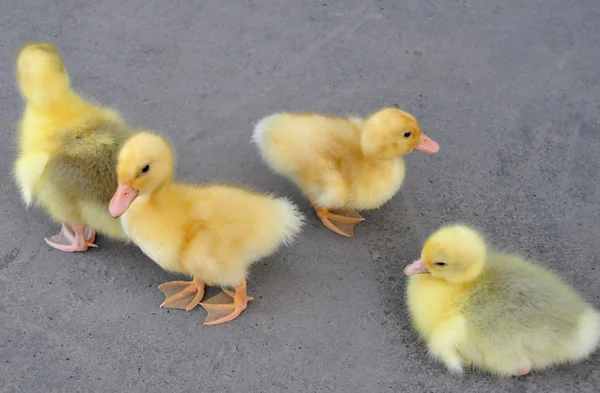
[310,200,364,238]
[158,277,205,311]
[199,280,254,326]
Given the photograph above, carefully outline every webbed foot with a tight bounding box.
[310,200,364,238]
[200,280,254,326]
[44,223,97,252]
[158,277,206,311]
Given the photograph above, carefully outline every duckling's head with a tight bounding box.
[16,42,70,104]
[109,131,175,218]
[404,224,487,283]
[360,108,439,160]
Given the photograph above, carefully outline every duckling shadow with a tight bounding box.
[93,237,190,293]
[244,250,296,296]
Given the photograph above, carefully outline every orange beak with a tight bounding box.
[109,183,139,218]
[413,133,440,153]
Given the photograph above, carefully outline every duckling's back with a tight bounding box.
[252,112,363,177]
[461,252,600,370]
[37,116,132,214]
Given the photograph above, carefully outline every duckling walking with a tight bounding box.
[404,224,600,377]
[13,42,132,252]
[252,108,439,238]
[109,132,304,325]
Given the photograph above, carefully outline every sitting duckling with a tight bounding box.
[252,108,439,238]
[108,132,304,325]
[13,42,132,252]
[404,224,600,377]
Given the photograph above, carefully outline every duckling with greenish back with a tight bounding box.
[404,224,600,377]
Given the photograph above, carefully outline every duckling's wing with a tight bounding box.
[45,119,132,205]
[466,257,587,350]
[14,152,51,206]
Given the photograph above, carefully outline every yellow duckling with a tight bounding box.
[252,108,439,238]
[108,132,304,325]
[13,42,132,252]
[404,224,600,377]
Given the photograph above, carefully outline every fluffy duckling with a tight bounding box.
[108,132,304,325]
[404,224,600,377]
[252,108,439,238]
[13,42,132,252]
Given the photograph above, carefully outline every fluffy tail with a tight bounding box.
[272,196,305,247]
[16,42,74,108]
[251,113,282,158]
[571,308,600,361]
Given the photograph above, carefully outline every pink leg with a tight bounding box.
[513,367,531,377]
[44,223,98,252]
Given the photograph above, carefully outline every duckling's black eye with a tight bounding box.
[403,131,412,138]
[140,164,150,174]
[434,261,447,267]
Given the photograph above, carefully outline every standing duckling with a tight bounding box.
[252,108,439,238]
[108,132,304,325]
[404,224,600,377]
[13,42,132,252]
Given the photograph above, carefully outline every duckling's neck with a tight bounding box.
[362,153,402,165]
[146,180,174,204]
[443,270,484,286]
[426,275,477,293]
[358,138,407,164]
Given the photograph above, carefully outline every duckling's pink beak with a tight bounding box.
[413,133,440,153]
[109,183,139,218]
[404,258,430,276]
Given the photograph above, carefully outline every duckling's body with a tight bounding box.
[14,42,132,252]
[119,184,302,287]
[405,225,600,377]
[253,109,439,237]
[109,132,304,325]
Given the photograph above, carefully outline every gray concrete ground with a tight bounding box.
[1,1,599,392]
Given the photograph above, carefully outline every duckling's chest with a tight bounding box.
[348,159,406,209]
[406,276,465,338]
[120,205,182,272]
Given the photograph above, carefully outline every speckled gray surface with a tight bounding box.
[1,1,599,392]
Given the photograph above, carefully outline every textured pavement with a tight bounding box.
[1,1,599,392]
